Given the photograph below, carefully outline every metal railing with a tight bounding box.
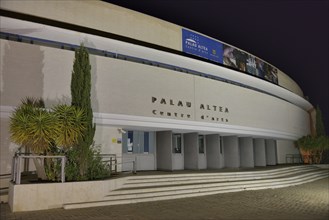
[285,154,302,164]
[100,154,118,174]
[100,154,137,174]
[12,155,66,184]
[11,153,137,185]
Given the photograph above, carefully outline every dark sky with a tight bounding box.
[104,0,329,135]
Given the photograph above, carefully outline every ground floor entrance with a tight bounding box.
[121,130,283,172]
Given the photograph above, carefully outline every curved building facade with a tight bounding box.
[0,1,312,173]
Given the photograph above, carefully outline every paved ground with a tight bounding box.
[1,177,328,220]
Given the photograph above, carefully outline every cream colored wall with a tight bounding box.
[0,0,181,51]
[0,39,310,138]
[277,69,304,97]
[0,39,120,173]
[97,57,309,136]
[0,118,18,174]
[1,39,311,176]
[94,126,123,171]
[0,40,72,107]
[9,177,127,212]
[276,140,300,164]
[96,57,195,120]
[1,0,306,96]
[194,76,309,135]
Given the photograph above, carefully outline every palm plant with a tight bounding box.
[297,135,329,164]
[10,99,58,154]
[52,104,86,150]
[10,98,86,181]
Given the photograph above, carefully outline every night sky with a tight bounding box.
[104,0,329,135]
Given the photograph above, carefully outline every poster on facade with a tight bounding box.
[223,45,279,84]
[255,58,278,84]
[223,45,248,72]
[182,29,278,85]
[182,29,223,63]
[264,63,279,84]
[246,54,257,76]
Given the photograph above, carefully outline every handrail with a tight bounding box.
[118,160,137,174]
[12,155,66,184]
[100,154,137,174]
[285,154,302,164]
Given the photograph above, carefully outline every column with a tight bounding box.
[239,137,254,168]
[266,139,277,165]
[223,136,240,168]
[254,138,266,167]
[184,133,198,169]
[156,131,173,170]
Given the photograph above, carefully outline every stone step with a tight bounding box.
[125,165,317,181]
[122,166,319,188]
[63,167,329,210]
[107,170,328,197]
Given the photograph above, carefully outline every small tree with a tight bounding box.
[70,44,96,178]
[10,98,86,180]
[316,105,326,136]
[10,98,56,154]
[10,98,56,180]
[297,105,329,164]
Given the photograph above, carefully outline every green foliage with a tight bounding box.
[71,44,95,148]
[52,104,86,149]
[45,157,63,182]
[21,97,45,108]
[65,145,110,181]
[10,101,58,153]
[296,106,329,164]
[70,44,96,178]
[25,108,58,153]
[71,44,92,109]
[65,147,83,181]
[87,146,111,180]
[316,105,326,136]
[10,99,86,154]
[297,135,329,151]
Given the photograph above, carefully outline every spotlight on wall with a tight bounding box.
[118,128,126,134]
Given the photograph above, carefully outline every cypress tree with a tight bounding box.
[316,105,326,136]
[70,44,96,177]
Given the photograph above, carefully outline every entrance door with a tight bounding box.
[122,130,155,171]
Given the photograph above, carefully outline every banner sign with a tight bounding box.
[182,29,278,85]
[223,45,278,84]
[182,29,223,63]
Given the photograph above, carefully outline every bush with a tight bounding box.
[65,144,110,181]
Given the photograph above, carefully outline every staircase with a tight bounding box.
[63,165,329,209]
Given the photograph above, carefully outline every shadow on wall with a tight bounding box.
[1,40,44,106]
[83,38,99,113]
[0,40,44,174]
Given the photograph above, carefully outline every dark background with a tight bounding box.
[104,0,329,135]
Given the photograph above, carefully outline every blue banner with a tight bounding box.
[182,29,223,63]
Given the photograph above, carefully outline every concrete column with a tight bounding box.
[276,140,300,164]
[266,139,277,165]
[223,136,240,168]
[198,135,207,170]
[239,137,254,168]
[184,133,198,170]
[172,133,184,170]
[206,134,224,169]
[254,138,266,167]
[156,131,172,170]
